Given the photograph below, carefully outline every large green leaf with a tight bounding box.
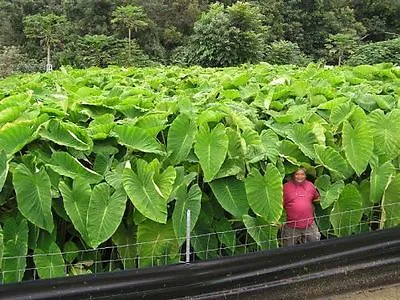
[210,177,248,218]
[192,212,219,260]
[242,215,278,250]
[312,122,326,145]
[87,183,127,248]
[150,160,176,200]
[0,102,27,126]
[330,184,363,237]
[136,113,168,137]
[342,120,373,176]
[112,124,165,155]
[245,164,282,223]
[137,220,179,268]
[0,226,2,268]
[370,161,395,204]
[358,179,372,214]
[194,124,229,182]
[368,109,400,158]
[321,180,345,209]
[260,129,280,163]
[314,145,347,177]
[34,242,65,279]
[13,164,54,233]
[381,174,400,228]
[242,129,264,163]
[214,157,245,180]
[329,101,354,126]
[314,174,331,192]
[279,140,311,166]
[167,114,197,165]
[287,123,318,159]
[39,119,92,151]
[63,241,79,264]
[0,150,8,192]
[112,221,137,269]
[87,114,115,140]
[2,217,28,283]
[226,128,245,159]
[272,104,308,123]
[0,121,37,156]
[220,103,255,130]
[215,218,236,254]
[47,152,103,184]
[168,167,197,202]
[104,162,125,190]
[172,184,202,245]
[59,179,91,243]
[123,160,167,224]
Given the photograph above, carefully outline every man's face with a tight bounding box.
[294,170,306,183]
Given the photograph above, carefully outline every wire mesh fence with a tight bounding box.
[1,201,400,283]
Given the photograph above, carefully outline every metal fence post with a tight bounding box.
[186,209,191,263]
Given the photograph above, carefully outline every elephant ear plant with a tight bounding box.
[0,63,400,282]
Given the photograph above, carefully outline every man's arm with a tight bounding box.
[312,185,320,203]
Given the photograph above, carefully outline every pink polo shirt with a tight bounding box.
[283,179,319,229]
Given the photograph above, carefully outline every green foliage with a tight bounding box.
[0,63,400,282]
[2,0,400,72]
[111,5,149,64]
[183,2,266,67]
[23,13,69,67]
[347,38,400,66]
[351,0,400,41]
[59,35,151,68]
[325,32,359,65]
[112,5,148,33]
[264,40,310,66]
[0,46,24,78]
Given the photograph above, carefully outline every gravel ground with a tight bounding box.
[320,283,400,300]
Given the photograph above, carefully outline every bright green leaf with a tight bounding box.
[0,151,8,192]
[40,119,92,151]
[87,183,127,248]
[172,184,202,245]
[314,145,347,177]
[245,164,282,223]
[370,161,395,204]
[0,121,37,156]
[34,242,65,279]
[194,124,228,182]
[167,114,197,165]
[242,215,278,250]
[210,177,248,218]
[137,220,179,268]
[2,217,28,283]
[342,120,373,176]
[287,124,318,160]
[13,164,54,233]
[112,124,165,155]
[330,184,363,237]
[123,160,167,224]
[47,151,103,184]
[59,179,91,243]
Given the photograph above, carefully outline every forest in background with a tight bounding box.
[1,0,400,76]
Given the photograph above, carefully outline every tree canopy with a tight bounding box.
[0,0,399,76]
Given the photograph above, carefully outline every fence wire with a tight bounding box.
[1,201,400,283]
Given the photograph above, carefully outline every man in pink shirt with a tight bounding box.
[282,167,321,247]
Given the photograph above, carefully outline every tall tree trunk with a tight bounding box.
[47,42,51,66]
[128,28,132,65]
[46,40,52,72]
